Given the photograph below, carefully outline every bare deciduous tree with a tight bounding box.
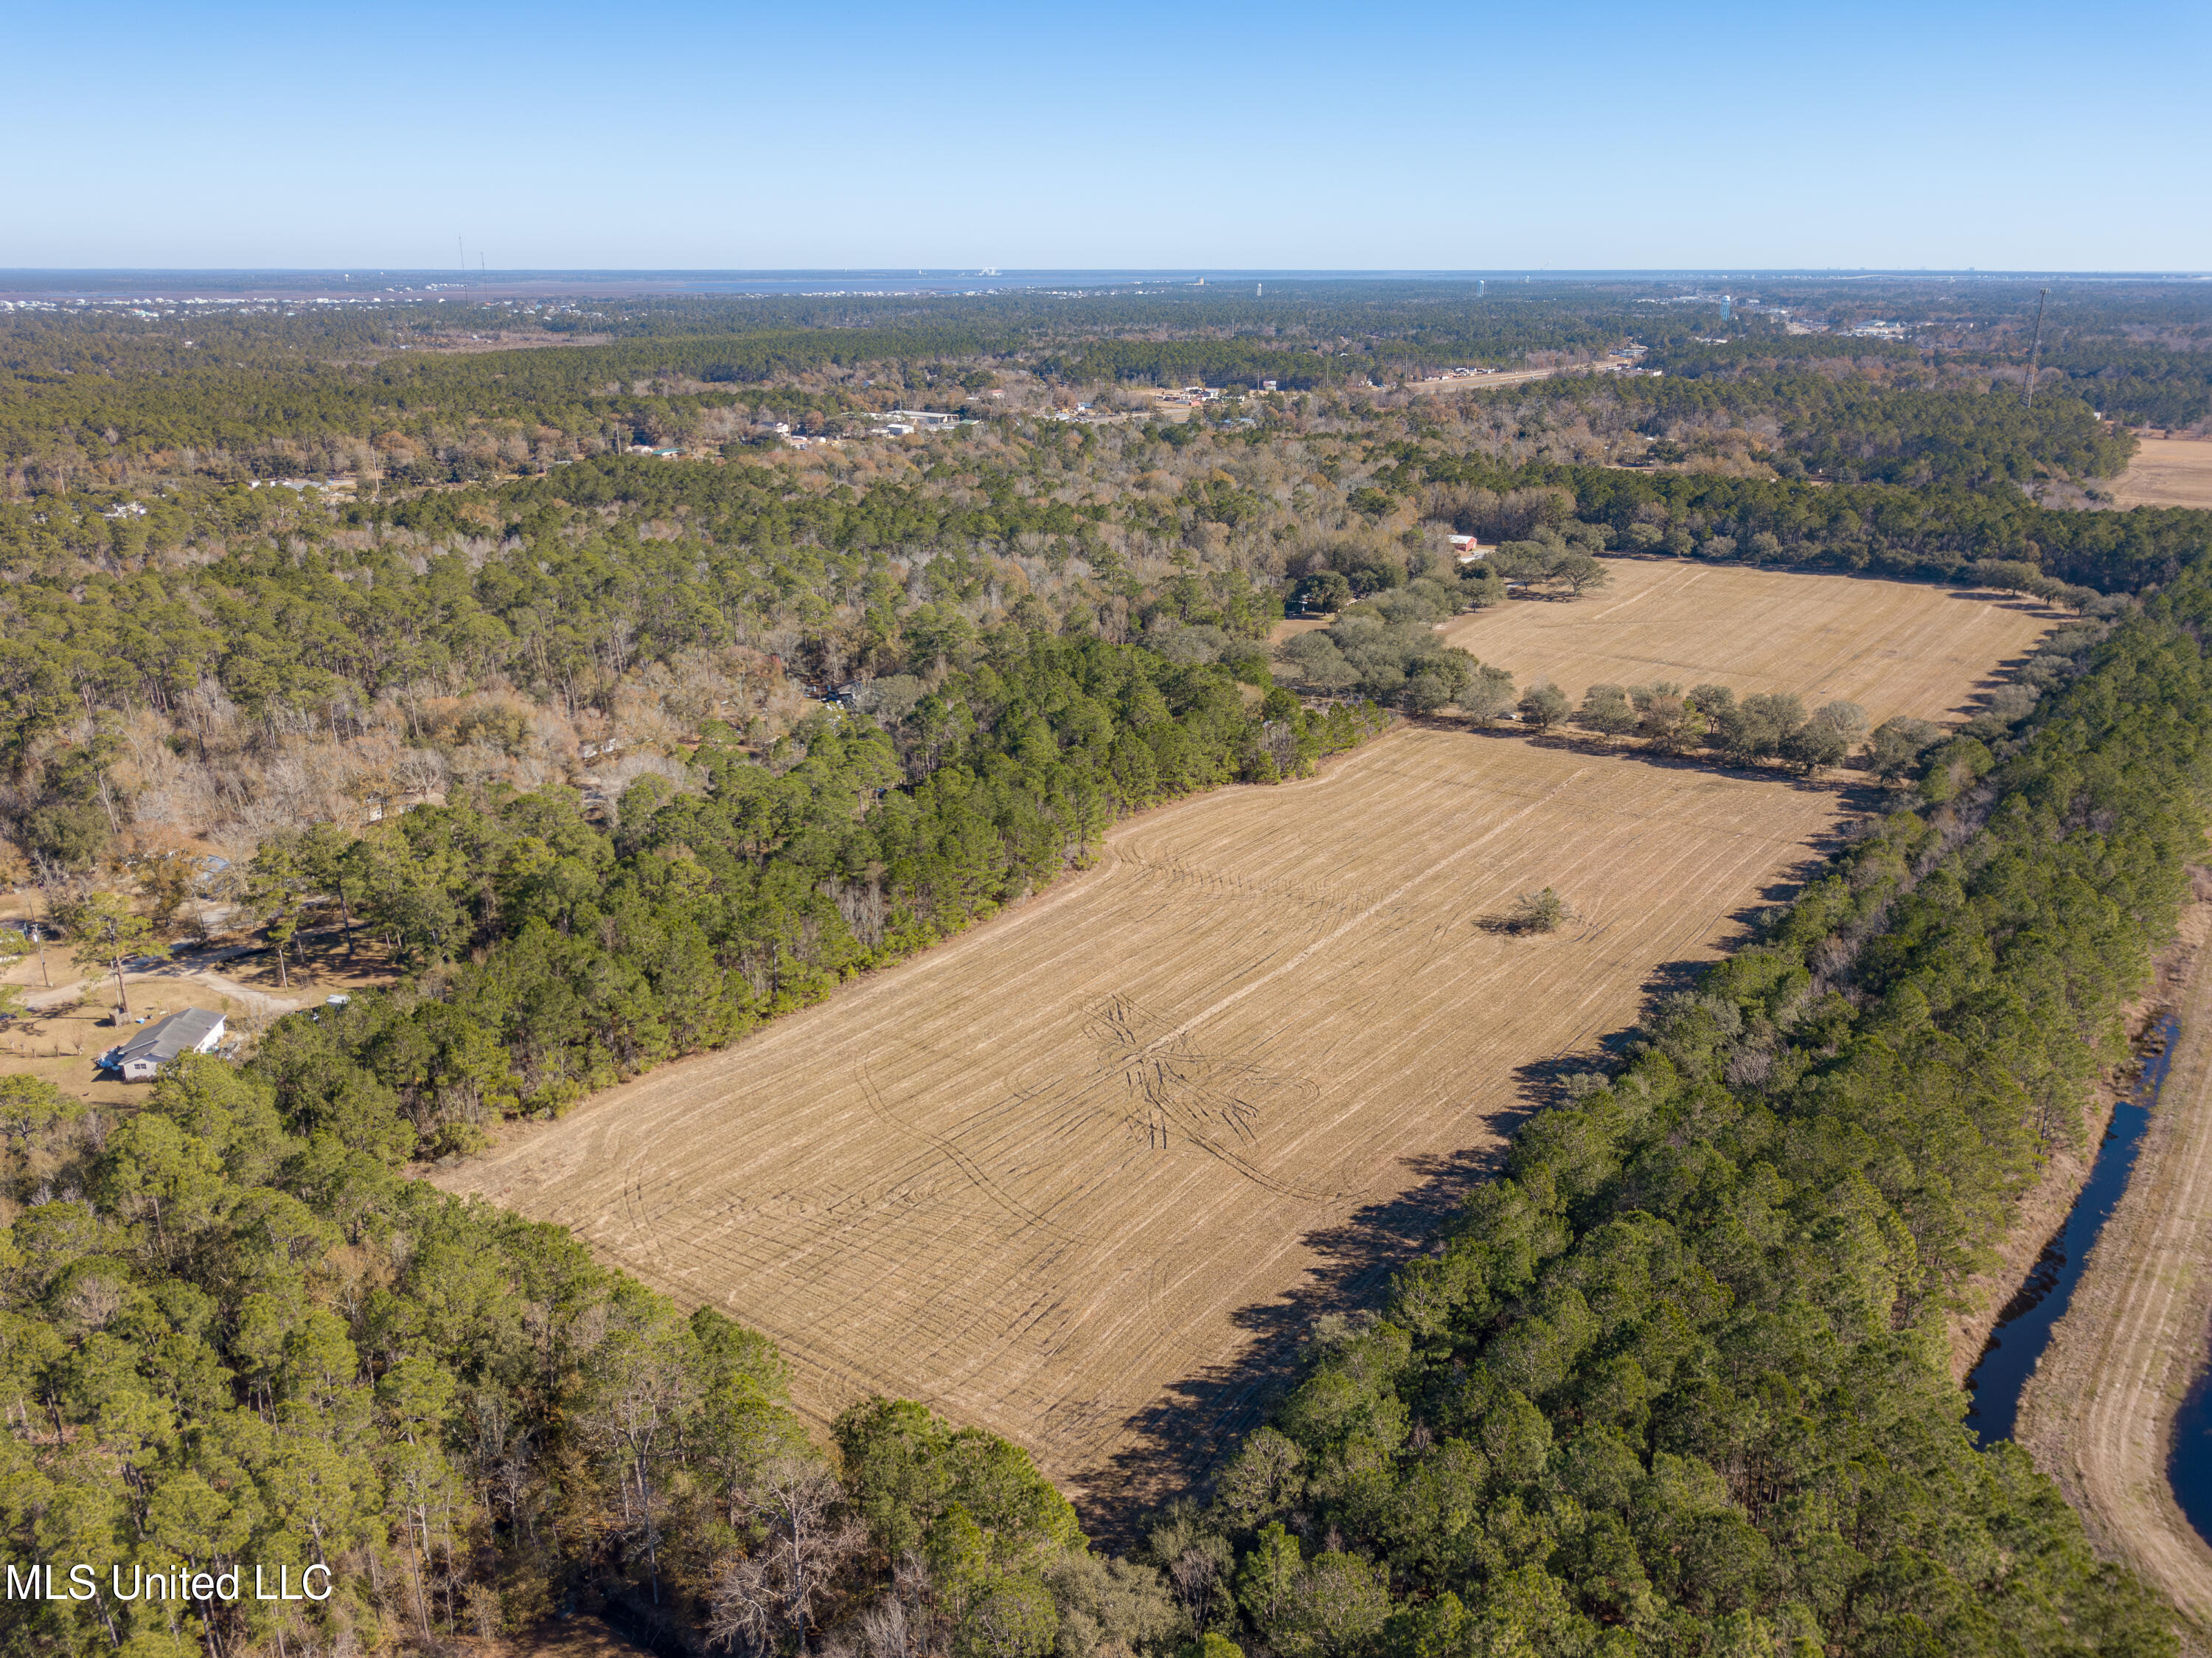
[582,1318,700,1604]
[708,1456,866,1655]
[854,1558,933,1658]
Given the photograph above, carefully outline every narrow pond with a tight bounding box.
[2173,1347,2212,1544]
[1964,1012,2179,1447]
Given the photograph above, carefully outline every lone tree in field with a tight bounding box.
[1506,887,1570,934]
[1517,682,1571,732]
[66,892,164,1018]
[1554,549,1611,597]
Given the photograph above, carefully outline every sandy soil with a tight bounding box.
[2017,879,2212,1644]
[2112,437,2212,511]
[444,729,1858,1508]
[1441,559,2053,727]
[1402,366,1579,396]
[432,568,2045,1517]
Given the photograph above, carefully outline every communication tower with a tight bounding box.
[2024,288,2049,409]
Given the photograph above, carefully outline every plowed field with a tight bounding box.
[2111,436,2212,510]
[439,571,2053,1508]
[1441,559,2047,726]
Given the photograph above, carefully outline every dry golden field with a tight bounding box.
[2111,437,2212,510]
[1443,558,2051,726]
[440,569,2054,1509]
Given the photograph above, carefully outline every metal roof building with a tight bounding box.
[101,1007,226,1083]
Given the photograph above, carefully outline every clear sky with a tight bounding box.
[8,0,2205,271]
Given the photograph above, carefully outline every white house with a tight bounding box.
[100,1008,226,1082]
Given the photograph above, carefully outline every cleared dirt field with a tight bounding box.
[2112,437,2212,511]
[446,734,1849,1499]
[439,570,2051,1510]
[1442,560,2052,726]
[2020,887,2212,1640]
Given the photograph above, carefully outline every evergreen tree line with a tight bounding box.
[1520,370,2135,489]
[238,633,1388,1152]
[1411,455,2212,594]
[7,588,2203,1658]
[1156,587,2212,1657]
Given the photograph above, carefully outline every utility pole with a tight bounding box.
[2024,287,2048,409]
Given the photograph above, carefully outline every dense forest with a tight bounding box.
[4,275,2204,493]
[1160,577,2212,1658]
[6,278,2212,1658]
[0,1047,1117,1658]
[4,577,2203,1658]
[246,634,1386,1152]
[0,282,1655,488]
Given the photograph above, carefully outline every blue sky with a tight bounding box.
[7,0,2205,270]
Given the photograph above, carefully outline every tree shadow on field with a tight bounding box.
[1945,584,2063,620]
[1078,1135,1509,1546]
[1070,782,1891,1544]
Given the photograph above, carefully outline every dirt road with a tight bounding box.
[1402,363,1621,396]
[2018,891,2212,1640]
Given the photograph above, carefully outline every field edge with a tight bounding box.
[2017,881,2212,1643]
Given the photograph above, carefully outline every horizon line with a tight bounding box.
[4,267,2209,280]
